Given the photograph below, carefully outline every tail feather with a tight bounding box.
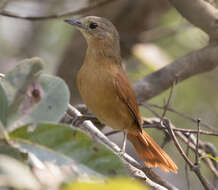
[127,130,178,173]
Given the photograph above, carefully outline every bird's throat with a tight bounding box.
[86,38,121,61]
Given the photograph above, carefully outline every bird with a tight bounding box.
[65,16,178,173]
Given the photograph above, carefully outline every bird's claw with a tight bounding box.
[72,116,85,126]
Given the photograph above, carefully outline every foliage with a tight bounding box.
[200,154,218,163]
[0,58,126,190]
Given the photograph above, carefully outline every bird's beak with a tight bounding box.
[64,19,86,30]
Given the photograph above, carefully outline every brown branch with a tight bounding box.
[145,103,217,132]
[67,102,218,188]
[133,44,218,104]
[163,120,193,166]
[0,0,116,21]
[141,100,218,180]
[149,83,216,189]
[177,132,218,179]
[75,103,218,136]
[64,105,178,190]
[163,119,214,190]
[168,0,218,40]
[143,119,218,179]
[73,103,218,178]
[133,0,218,108]
[143,122,218,136]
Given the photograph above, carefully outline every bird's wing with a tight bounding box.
[114,69,142,131]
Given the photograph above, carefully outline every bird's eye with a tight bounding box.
[89,22,98,29]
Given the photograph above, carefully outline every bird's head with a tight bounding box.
[64,16,120,46]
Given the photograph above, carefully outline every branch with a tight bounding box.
[133,0,218,103]
[133,44,218,103]
[142,120,218,136]
[163,119,214,190]
[0,0,116,21]
[63,104,178,190]
[177,131,218,179]
[141,92,218,180]
[75,103,218,137]
[168,0,218,40]
[145,103,217,132]
[74,103,218,178]
[67,103,217,189]
[195,119,201,166]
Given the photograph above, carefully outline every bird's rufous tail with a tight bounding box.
[127,130,178,173]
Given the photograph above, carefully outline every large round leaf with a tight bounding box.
[0,58,70,128]
[20,74,70,124]
[10,123,126,176]
[0,57,43,127]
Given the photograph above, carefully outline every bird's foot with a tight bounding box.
[72,115,87,126]
[72,114,102,127]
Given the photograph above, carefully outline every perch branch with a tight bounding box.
[63,104,178,190]
[73,102,218,178]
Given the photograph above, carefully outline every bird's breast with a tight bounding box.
[77,61,134,131]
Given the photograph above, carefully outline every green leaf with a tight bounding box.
[20,74,70,125]
[1,57,43,126]
[1,57,70,128]
[0,138,102,185]
[10,123,126,176]
[200,154,218,163]
[0,83,8,126]
[17,139,102,178]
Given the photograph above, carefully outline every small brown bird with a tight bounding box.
[65,16,178,173]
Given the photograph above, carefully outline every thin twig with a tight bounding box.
[177,132,218,178]
[0,0,117,21]
[185,133,191,190]
[142,121,218,136]
[161,80,176,121]
[145,103,217,132]
[195,119,201,166]
[163,119,214,190]
[163,119,193,166]
[142,103,161,118]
